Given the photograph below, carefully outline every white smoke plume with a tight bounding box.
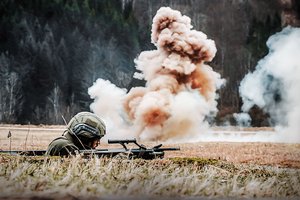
[89,7,224,142]
[233,113,251,127]
[239,26,300,143]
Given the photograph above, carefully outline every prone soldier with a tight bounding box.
[46,112,106,156]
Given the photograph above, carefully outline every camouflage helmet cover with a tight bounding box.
[67,112,106,140]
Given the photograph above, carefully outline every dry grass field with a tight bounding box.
[1,125,299,168]
[0,125,300,199]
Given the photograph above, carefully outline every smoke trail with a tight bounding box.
[89,7,224,141]
[239,26,300,142]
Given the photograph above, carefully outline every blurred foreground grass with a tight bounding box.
[0,155,299,199]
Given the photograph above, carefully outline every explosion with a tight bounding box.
[89,7,224,141]
[238,26,300,143]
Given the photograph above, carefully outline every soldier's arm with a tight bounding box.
[59,144,80,156]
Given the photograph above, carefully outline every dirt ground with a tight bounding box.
[1,124,300,168]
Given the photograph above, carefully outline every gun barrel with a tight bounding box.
[108,139,137,144]
[0,150,46,156]
[156,147,180,151]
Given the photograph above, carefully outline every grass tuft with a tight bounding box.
[0,154,299,199]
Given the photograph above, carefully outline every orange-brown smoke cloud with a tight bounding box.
[123,87,146,120]
[89,7,224,142]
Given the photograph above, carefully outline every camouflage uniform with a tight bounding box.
[46,112,106,156]
[45,132,80,156]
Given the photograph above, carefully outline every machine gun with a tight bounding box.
[0,139,180,160]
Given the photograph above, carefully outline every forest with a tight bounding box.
[0,0,299,125]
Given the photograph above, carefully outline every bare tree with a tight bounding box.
[0,53,20,122]
[47,83,61,124]
[7,72,18,118]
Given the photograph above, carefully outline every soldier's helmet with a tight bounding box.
[67,112,106,141]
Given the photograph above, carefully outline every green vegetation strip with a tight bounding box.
[0,155,299,199]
